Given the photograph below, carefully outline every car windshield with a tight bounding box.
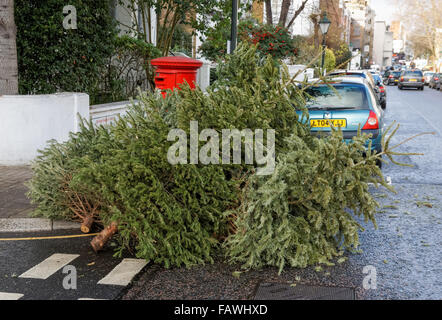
[405,71,423,77]
[304,84,369,110]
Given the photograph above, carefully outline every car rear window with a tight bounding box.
[330,72,365,79]
[405,71,423,77]
[345,73,366,78]
[304,84,369,110]
[393,72,401,76]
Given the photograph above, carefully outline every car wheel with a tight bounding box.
[399,85,402,90]
[422,86,424,91]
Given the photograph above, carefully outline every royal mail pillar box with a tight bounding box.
[151,56,203,97]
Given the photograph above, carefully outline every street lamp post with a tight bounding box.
[319,12,331,71]
[230,0,238,54]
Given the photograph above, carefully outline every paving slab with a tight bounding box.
[0,166,80,232]
[0,166,34,219]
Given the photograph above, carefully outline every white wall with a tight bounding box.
[286,65,314,81]
[0,93,89,165]
[90,100,132,126]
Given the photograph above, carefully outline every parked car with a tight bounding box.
[371,74,387,109]
[423,72,435,85]
[384,70,402,85]
[429,73,441,90]
[329,70,377,91]
[398,70,424,90]
[328,70,386,109]
[298,77,385,157]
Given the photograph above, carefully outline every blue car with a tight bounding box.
[297,77,385,155]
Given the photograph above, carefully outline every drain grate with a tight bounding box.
[254,283,355,300]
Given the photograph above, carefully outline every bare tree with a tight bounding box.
[0,0,18,95]
[265,0,273,25]
[398,0,442,67]
[264,0,309,29]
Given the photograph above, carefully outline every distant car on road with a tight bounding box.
[423,72,435,85]
[429,73,441,90]
[329,70,384,108]
[384,70,402,85]
[298,77,385,157]
[329,70,377,91]
[371,74,387,109]
[398,70,425,90]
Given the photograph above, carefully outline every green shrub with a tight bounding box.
[238,22,299,60]
[90,35,161,105]
[224,130,391,273]
[16,0,118,95]
[28,90,238,268]
[200,19,300,62]
[26,120,114,221]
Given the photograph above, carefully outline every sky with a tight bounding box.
[370,0,399,24]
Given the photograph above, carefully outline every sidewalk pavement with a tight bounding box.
[0,166,79,232]
[0,166,34,219]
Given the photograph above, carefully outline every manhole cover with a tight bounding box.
[254,283,355,300]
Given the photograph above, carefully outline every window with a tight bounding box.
[304,85,369,110]
[405,71,423,77]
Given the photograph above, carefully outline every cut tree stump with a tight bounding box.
[90,222,118,252]
[81,215,94,233]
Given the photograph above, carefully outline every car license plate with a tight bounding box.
[410,79,417,82]
[310,119,347,128]
[395,79,399,82]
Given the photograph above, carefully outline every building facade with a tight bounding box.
[373,21,393,69]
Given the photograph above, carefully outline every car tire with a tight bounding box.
[399,85,402,90]
[421,86,424,91]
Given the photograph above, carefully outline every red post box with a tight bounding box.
[151,56,203,97]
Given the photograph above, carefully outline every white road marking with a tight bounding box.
[97,258,148,286]
[0,292,24,300]
[19,253,79,279]
[78,298,107,300]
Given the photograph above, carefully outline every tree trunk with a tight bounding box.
[90,222,118,252]
[286,0,309,29]
[310,13,320,49]
[265,0,273,25]
[0,0,19,95]
[278,0,291,26]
